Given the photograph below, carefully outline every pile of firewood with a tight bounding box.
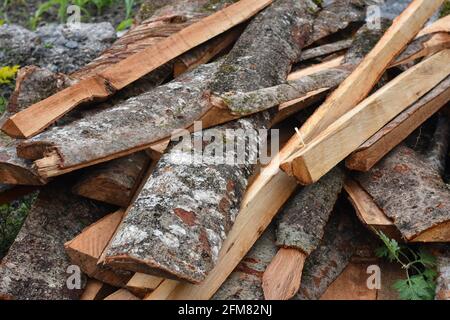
[0,0,449,300]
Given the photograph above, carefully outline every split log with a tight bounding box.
[144,150,298,299]
[417,14,450,37]
[64,210,133,287]
[173,26,243,77]
[344,178,401,241]
[0,185,38,205]
[0,181,112,300]
[102,0,317,284]
[283,50,450,184]
[72,152,151,207]
[0,0,239,187]
[262,167,345,300]
[392,32,450,66]
[64,209,164,292]
[299,39,353,62]
[15,0,372,179]
[354,115,450,242]
[212,226,277,300]
[346,76,450,171]
[280,0,445,178]
[2,0,272,138]
[295,208,363,300]
[0,66,72,185]
[434,246,450,300]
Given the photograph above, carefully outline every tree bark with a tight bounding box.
[17,0,370,178]
[295,209,363,300]
[212,226,277,300]
[434,245,450,300]
[276,167,345,254]
[354,115,450,241]
[102,0,318,284]
[299,39,353,62]
[0,181,113,300]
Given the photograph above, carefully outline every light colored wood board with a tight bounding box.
[173,26,242,77]
[280,0,445,174]
[417,14,450,37]
[392,32,450,67]
[2,0,273,138]
[126,273,164,298]
[288,55,344,79]
[320,262,378,300]
[284,50,450,184]
[104,289,140,300]
[262,248,306,300]
[346,76,450,171]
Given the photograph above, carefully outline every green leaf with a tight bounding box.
[375,230,400,262]
[422,268,437,281]
[394,275,435,300]
[417,247,436,268]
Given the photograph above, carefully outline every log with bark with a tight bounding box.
[346,76,450,171]
[0,0,238,188]
[101,0,318,284]
[262,167,345,300]
[282,49,450,184]
[354,115,450,242]
[212,226,276,300]
[279,0,445,180]
[1,0,272,138]
[295,207,364,300]
[15,0,371,179]
[0,181,112,300]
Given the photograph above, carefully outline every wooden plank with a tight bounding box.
[0,181,112,299]
[284,49,450,184]
[173,26,242,77]
[319,262,377,300]
[280,0,445,176]
[125,273,164,298]
[417,14,450,37]
[1,0,273,138]
[262,248,306,300]
[344,179,400,241]
[64,210,134,287]
[346,76,450,171]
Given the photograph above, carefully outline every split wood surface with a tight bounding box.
[283,50,450,184]
[280,0,445,180]
[354,115,450,242]
[102,0,317,284]
[346,76,450,171]
[1,0,273,138]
